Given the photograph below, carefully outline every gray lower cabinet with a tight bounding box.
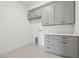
[45,35,54,53]
[45,35,79,58]
[53,39,65,56]
[64,41,77,57]
[54,39,77,57]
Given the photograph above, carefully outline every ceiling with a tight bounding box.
[19,1,43,9]
[19,1,49,10]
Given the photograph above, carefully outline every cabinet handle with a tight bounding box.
[61,21,65,23]
[64,42,67,44]
[47,41,50,42]
[62,37,67,39]
[35,15,37,16]
[47,36,50,37]
[46,23,48,24]
[47,47,50,49]
[62,42,67,44]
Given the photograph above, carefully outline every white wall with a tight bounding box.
[31,22,44,46]
[28,1,50,10]
[74,1,79,33]
[0,1,33,55]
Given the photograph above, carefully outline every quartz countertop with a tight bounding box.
[45,33,79,37]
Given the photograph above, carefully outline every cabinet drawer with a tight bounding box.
[53,35,67,40]
[45,35,53,39]
[45,43,52,49]
[45,43,52,47]
[54,35,78,42]
[53,39,77,45]
[66,36,78,42]
[45,39,53,46]
[45,40,52,44]
[45,44,53,53]
[65,40,77,45]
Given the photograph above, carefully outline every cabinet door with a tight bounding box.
[36,8,42,17]
[45,43,53,53]
[42,7,48,25]
[47,5,54,25]
[28,11,33,20]
[42,4,54,25]
[33,9,42,18]
[28,11,35,20]
[53,39,65,56]
[64,41,77,57]
[63,1,75,24]
[55,1,75,24]
[28,8,42,20]
[55,2,64,24]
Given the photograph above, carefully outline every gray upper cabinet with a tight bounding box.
[54,2,64,24]
[28,1,75,25]
[42,4,54,26]
[42,6,48,25]
[55,1,75,24]
[28,8,42,20]
[64,2,75,24]
[41,1,75,26]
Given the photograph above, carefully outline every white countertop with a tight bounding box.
[45,33,79,37]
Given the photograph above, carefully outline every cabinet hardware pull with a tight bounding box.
[48,36,50,37]
[47,41,50,42]
[62,37,67,39]
[47,47,50,49]
[46,23,48,24]
[61,21,65,23]
[62,42,67,44]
